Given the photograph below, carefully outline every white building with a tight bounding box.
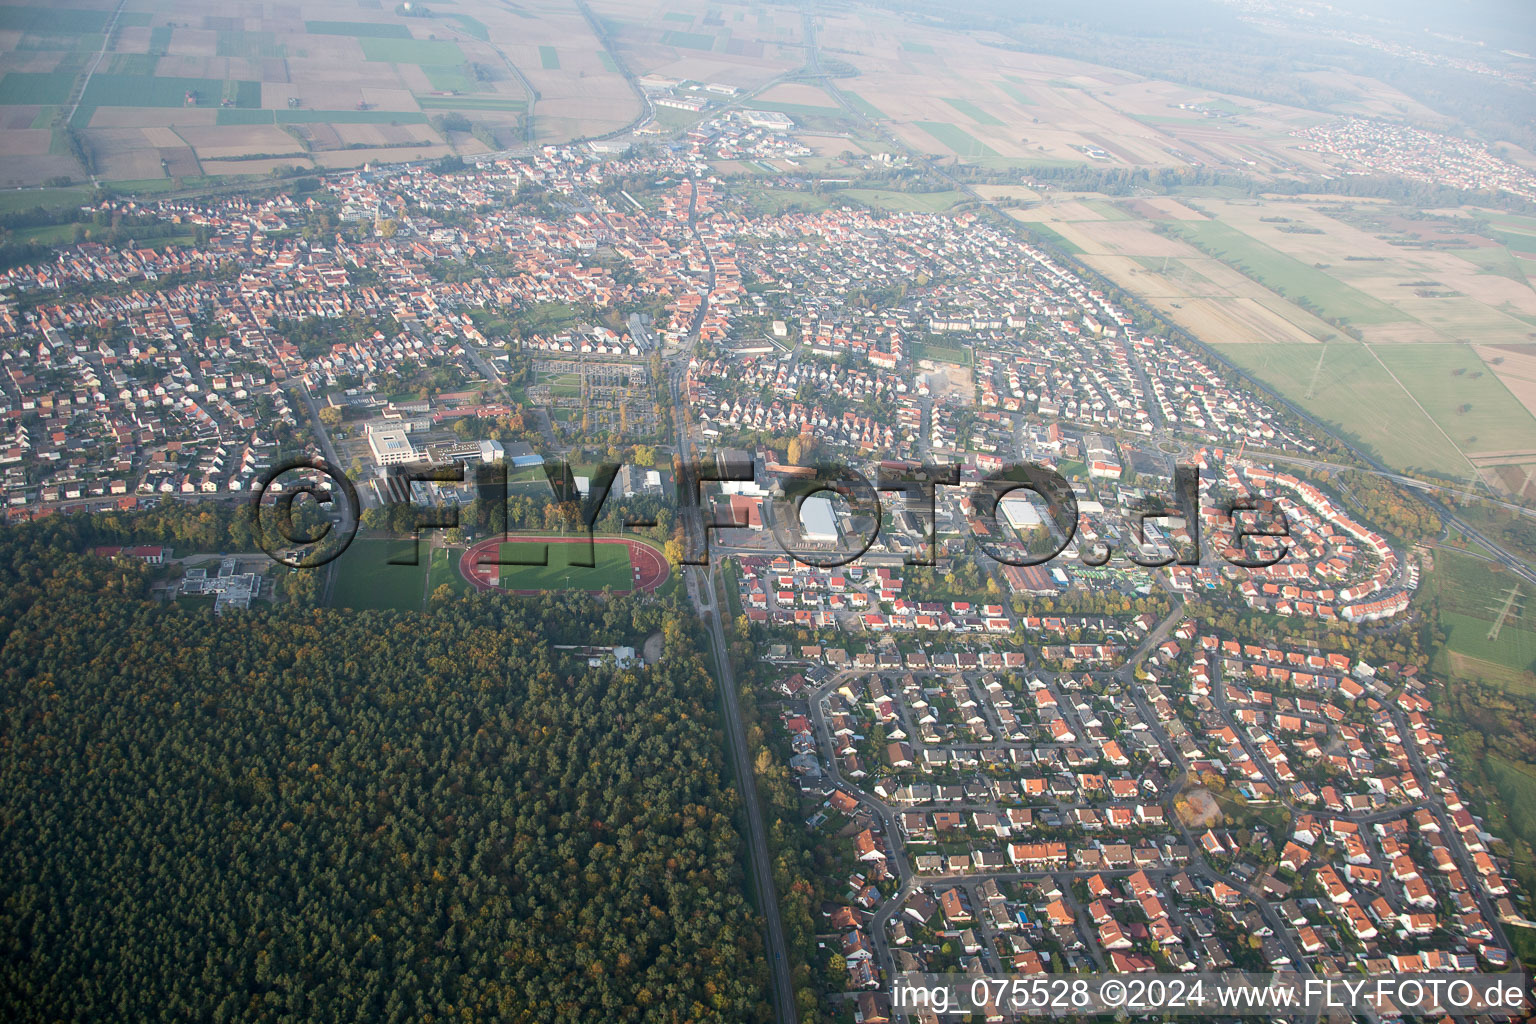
[1000,494,1044,532]
[799,494,839,543]
[367,426,417,466]
[478,439,505,464]
[744,110,794,132]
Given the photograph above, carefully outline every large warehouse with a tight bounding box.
[799,494,840,543]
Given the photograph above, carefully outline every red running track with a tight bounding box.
[458,535,671,595]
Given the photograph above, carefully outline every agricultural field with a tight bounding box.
[802,6,1338,174]
[916,121,997,159]
[836,188,965,213]
[1162,219,1406,326]
[1009,193,1536,488]
[1429,548,1536,695]
[744,82,845,122]
[1217,341,1476,479]
[1172,199,1536,342]
[588,0,805,96]
[0,0,638,187]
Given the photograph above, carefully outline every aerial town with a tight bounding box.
[0,106,1529,1022]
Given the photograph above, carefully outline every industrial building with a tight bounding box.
[799,494,840,543]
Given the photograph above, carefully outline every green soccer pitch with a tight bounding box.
[488,539,635,591]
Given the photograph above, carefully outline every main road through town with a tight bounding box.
[669,172,799,1024]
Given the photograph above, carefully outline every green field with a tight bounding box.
[738,185,831,215]
[279,108,425,124]
[330,538,429,611]
[840,90,885,119]
[1021,221,1085,255]
[0,6,109,33]
[1167,220,1405,325]
[1212,339,1535,479]
[942,97,1004,127]
[902,41,935,54]
[360,37,466,65]
[840,188,964,213]
[916,121,997,159]
[748,97,845,117]
[305,21,411,39]
[910,339,970,365]
[1452,244,1532,283]
[1430,548,1536,693]
[652,105,701,129]
[107,53,160,75]
[598,51,620,73]
[661,30,715,50]
[422,65,484,93]
[0,71,76,105]
[1486,757,1536,881]
[485,539,635,592]
[1374,345,1536,454]
[217,108,431,125]
[444,14,491,41]
[539,45,560,69]
[0,189,101,218]
[15,30,101,52]
[427,545,470,597]
[216,30,284,59]
[415,95,525,111]
[79,74,261,109]
[1215,342,1467,476]
[997,81,1035,106]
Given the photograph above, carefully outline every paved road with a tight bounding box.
[693,560,800,1024]
[293,381,354,482]
[666,213,797,1022]
[63,0,127,182]
[807,671,912,984]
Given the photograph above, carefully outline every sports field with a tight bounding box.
[422,546,465,597]
[460,535,670,594]
[330,538,428,612]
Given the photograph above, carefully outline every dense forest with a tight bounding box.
[0,526,767,1023]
